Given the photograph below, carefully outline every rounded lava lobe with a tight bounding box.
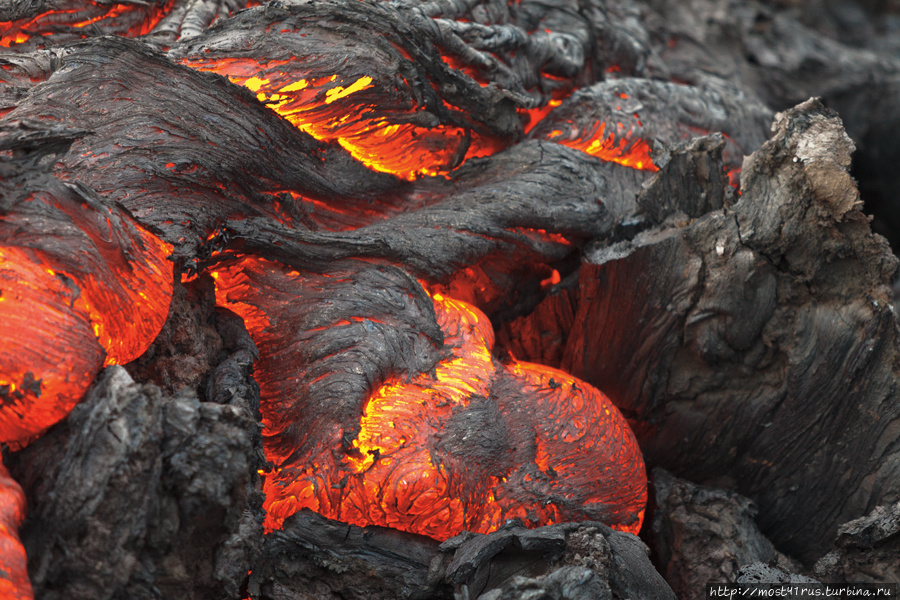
[488,364,647,534]
[214,254,647,539]
[0,170,173,449]
[0,248,106,447]
[211,255,444,468]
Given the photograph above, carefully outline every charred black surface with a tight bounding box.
[249,510,674,600]
[497,281,578,367]
[0,0,45,22]
[540,101,900,563]
[437,395,513,474]
[125,276,229,396]
[217,141,631,318]
[442,520,675,600]
[652,469,803,600]
[212,257,444,465]
[251,509,449,600]
[628,0,900,248]
[637,135,730,225]
[6,362,265,600]
[502,101,900,565]
[814,501,900,584]
[148,0,257,43]
[0,37,404,256]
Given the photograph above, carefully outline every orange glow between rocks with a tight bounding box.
[0,11,673,600]
[540,268,561,288]
[520,98,564,134]
[180,57,659,180]
[0,464,30,600]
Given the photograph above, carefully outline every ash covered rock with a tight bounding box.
[7,354,264,599]
[652,469,804,600]
[627,0,900,248]
[813,501,900,584]
[249,513,674,600]
[505,99,900,564]
[125,276,226,397]
[736,563,820,586]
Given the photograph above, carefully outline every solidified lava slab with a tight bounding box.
[213,254,647,540]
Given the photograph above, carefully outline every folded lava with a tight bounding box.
[213,255,647,539]
[0,158,173,448]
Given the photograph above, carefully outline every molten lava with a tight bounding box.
[0,1,772,597]
[537,120,658,171]
[180,56,507,181]
[178,54,662,180]
[0,464,29,600]
[0,180,174,600]
[0,246,104,447]
[0,187,174,446]
[213,255,647,541]
[0,0,173,49]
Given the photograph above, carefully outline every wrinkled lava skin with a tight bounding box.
[214,255,647,540]
[0,185,173,447]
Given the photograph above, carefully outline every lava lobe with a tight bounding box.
[213,254,647,540]
[0,173,173,448]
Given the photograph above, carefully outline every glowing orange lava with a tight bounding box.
[0,464,30,600]
[520,98,563,134]
[213,257,647,541]
[0,194,174,600]
[0,246,104,447]
[180,57,505,181]
[0,0,173,49]
[0,197,173,446]
[179,51,666,179]
[542,121,658,171]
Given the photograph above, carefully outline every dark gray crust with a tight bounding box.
[509,100,900,563]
